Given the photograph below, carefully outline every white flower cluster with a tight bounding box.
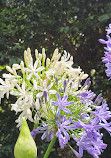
[0,48,88,127]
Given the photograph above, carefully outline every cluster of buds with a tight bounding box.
[0,48,111,158]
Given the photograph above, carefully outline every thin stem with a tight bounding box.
[43,135,57,158]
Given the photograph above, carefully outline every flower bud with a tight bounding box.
[35,49,38,59]
[20,61,25,74]
[14,118,37,158]
[46,58,50,67]
[51,48,58,61]
[27,48,33,63]
[42,48,46,63]
[6,66,13,74]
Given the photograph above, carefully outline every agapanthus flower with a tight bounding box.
[99,23,111,78]
[0,47,111,158]
[31,122,54,142]
[78,90,96,106]
[51,92,73,117]
[90,101,111,124]
[56,115,75,148]
[72,132,107,158]
[36,79,56,99]
[71,116,108,158]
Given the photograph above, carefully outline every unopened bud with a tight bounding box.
[35,49,38,59]
[27,48,33,63]
[46,58,50,67]
[20,61,25,74]
[38,53,42,61]
[6,66,13,74]
[51,48,58,61]
[14,118,37,158]
[42,48,46,63]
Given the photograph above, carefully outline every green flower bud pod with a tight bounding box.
[14,118,37,158]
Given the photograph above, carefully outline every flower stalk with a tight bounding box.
[43,135,57,158]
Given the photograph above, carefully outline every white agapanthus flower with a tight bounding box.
[25,59,44,80]
[0,78,14,102]
[36,79,56,98]
[10,81,32,102]
[0,48,89,128]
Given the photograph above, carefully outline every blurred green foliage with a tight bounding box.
[0,0,111,157]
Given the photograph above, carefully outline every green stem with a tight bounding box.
[43,135,57,158]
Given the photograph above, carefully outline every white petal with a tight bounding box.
[37,86,43,91]
[10,91,21,96]
[2,73,15,79]
[36,66,44,72]
[34,60,38,69]
[43,80,47,88]
[27,73,32,80]
[16,84,22,93]
[22,81,26,92]
[0,78,5,85]
[33,72,40,79]
[36,92,43,98]
[47,82,53,90]
[49,89,56,94]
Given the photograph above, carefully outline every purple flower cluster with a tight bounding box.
[99,23,111,78]
[52,93,75,148]
[53,92,111,158]
[31,90,111,158]
[56,116,75,148]
[31,93,75,146]
[72,107,111,158]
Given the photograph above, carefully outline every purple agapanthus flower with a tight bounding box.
[70,99,111,158]
[51,92,73,118]
[31,122,54,142]
[78,90,96,106]
[72,132,107,158]
[90,101,111,124]
[56,115,76,148]
[72,118,107,158]
[99,23,111,78]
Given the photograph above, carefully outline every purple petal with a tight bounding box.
[51,101,58,106]
[56,129,61,137]
[98,39,107,44]
[62,128,70,140]
[31,128,39,138]
[56,108,61,117]
[64,125,76,130]
[62,107,72,114]
[63,101,73,106]
[79,92,88,97]
[62,94,68,102]
[71,148,82,158]
[57,92,61,102]
[41,132,47,140]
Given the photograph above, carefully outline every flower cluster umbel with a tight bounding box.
[99,23,111,78]
[0,48,111,158]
